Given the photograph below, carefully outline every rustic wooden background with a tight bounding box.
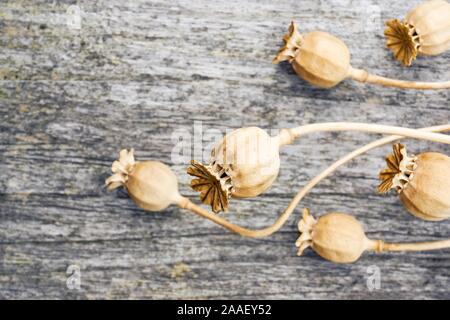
[1,0,449,299]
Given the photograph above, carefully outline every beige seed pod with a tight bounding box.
[378,143,450,221]
[274,21,450,89]
[296,208,450,264]
[105,149,182,211]
[187,127,283,213]
[296,209,371,263]
[385,0,450,66]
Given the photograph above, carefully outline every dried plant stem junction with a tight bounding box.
[177,123,450,238]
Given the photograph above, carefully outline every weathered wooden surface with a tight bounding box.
[0,0,449,299]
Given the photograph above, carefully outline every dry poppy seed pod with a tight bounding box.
[378,143,450,221]
[187,127,283,213]
[106,149,182,211]
[296,208,450,264]
[296,209,372,263]
[274,21,450,89]
[385,0,450,66]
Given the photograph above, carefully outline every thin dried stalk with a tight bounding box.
[286,122,450,145]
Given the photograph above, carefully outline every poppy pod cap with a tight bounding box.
[106,149,181,212]
[379,143,450,221]
[296,207,450,264]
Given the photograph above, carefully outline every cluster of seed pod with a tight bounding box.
[106,122,450,264]
[186,123,450,213]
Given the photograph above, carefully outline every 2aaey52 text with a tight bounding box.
[177,304,272,318]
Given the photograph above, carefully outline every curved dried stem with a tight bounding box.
[177,124,450,238]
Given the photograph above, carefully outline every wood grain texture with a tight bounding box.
[0,0,449,299]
